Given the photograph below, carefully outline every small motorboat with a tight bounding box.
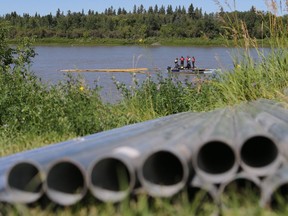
[167,66,217,74]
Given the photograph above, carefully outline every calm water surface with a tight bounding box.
[31,46,264,102]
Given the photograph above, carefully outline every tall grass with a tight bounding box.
[210,0,288,105]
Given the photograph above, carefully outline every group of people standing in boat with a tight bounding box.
[174,56,196,69]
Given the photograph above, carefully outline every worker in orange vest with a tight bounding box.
[192,56,196,68]
[180,56,185,68]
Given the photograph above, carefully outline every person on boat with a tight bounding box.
[186,56,191,69]
[174,57,179,68]
[180,56,185,68]
[192,56,196,68]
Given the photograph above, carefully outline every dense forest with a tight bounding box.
[0,4,287,41]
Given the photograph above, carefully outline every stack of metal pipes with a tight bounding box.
[1,99,288,210]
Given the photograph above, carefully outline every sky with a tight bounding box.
[0,0,283,16]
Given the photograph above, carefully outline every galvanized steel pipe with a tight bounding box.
[89,155,134,202]
[218,171,262,208]
[233,105,281,177]
[260,166,288,209]
[45,158,87,206]
[249,99,288,124]
[255,111,288,160]
[0,161,43,204]
[192,108,239,183]
[188,175,219,204]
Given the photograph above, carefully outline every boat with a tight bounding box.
[167,66,217,75]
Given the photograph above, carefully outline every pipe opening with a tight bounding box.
[197,142,235,174]
[241,136,278,168]
[8,163,42,193]
[221,178,261,206]
[223,178,260,197]
[187,187,213,203]
[187,187,217,216]
[91,158,131,192]
[47,162,85,194]
[271,184,288,210]
[142,151,184,185]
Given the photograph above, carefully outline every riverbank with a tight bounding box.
[8,37,271,47]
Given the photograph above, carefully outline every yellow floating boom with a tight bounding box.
[60,68,149,73]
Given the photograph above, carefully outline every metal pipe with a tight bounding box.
[254,98,286,108]
[246,99,288,162]
[0,161,43,204]
[255,111,288,160]
[89,154,135,202]
[187,175,219,216]
[192,108,239,183]
[218,172,262,208]
[139,147,191,197]
[260,166,288,209]
[233,105,281,177]
[44,158,87,206]
[250,99,288,122]
[188,175,219,204]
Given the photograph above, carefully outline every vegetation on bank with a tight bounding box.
[1,3,288,45]
[2,2,286,48]
[7,37,224,47]
[7,36,272,47]
[1,0,288,215]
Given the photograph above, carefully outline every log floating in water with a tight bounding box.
[60,68,149,73]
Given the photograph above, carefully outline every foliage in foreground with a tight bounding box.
[2,189,288,216]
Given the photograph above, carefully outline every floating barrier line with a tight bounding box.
[59,68,149,73]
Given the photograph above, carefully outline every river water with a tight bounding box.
[31,46,265,102]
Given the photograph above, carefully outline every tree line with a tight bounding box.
[1,4,287,41]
